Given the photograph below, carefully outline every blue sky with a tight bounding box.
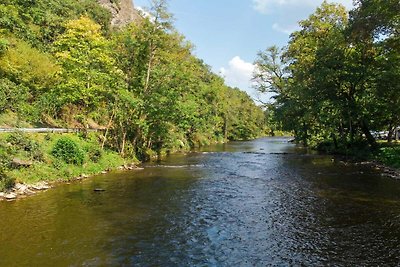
[134,0,354,101]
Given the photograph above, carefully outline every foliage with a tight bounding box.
[0,0,265,166]
[0,78,29,113]
[0,168,15,191]
[253,0,400,153]
[378,146,400,168]
[53,16,125,109]
[51,137,84,165]
[6,132,44,161]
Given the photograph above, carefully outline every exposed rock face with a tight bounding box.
[97,0,139,27]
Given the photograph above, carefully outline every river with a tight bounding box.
[1,137,400,266]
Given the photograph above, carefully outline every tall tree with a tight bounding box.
[54,16,125,110]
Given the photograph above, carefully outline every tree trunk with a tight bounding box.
[223,115,228,140]
[120,131,127,156]
[101,110,115,149]
[387,127,394,143]
[360,118,377,149]
[302,121,308,147]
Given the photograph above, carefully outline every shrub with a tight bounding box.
[51,137,84,165]
[6,132,44,161]
[88,147,102,163]
[0,169,15,191]
[379,147,400,168]
[0,78,29,113]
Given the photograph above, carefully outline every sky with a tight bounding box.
[133,0,355,102]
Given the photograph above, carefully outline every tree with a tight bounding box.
[53,16,125,110]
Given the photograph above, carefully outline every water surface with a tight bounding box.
[1,137,400,266]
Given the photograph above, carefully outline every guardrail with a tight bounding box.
[0,128,101,133]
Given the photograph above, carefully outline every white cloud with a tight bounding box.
[253,0,354,36]
[272,23,299,35]
[219,56,255,91]
[253,0,354,14]
[219,56,270,103]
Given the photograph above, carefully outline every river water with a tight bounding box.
[1,137,400,266]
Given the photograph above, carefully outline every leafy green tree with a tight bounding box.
[54,16,125,110]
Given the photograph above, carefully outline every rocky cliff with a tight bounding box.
[97,0,139,27]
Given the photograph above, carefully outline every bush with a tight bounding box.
[6,132,44,161]
[379,146,400,168]
[88,147,102,163]
[0,169,15,191]
[0,78,29,113]
[52,137,84,165]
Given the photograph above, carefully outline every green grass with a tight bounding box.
[376,143,400,169]
[0,132,130,186]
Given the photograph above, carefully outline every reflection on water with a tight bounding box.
[1,137,400,266]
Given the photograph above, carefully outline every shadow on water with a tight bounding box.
[1,137,400,266]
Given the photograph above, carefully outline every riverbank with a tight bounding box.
[0,131,140,200]
[0,163,144,201]
[314,140,400,179]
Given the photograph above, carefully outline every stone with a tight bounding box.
[14,183,25,190]
[97,0,139,27]
[11,158,33,168]
[24,189,36,195]
[15,183,29,195]
[30,182,50,191]
[94,188,106,192]
[81,174,89,179]
[101,171,108,174]
[5,192,17,199]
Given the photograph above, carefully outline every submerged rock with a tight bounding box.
[94,188,106,192]
[123,163,143,170]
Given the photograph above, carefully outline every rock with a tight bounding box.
[14,183,25,190]
[125,163,143,170]
[30,182,50,191]
[101,171,108,174]
[23,189,36,195]
[5,192,17,200]
[0,192,5,198]
[11,158,33,168]
[81,174,89,179]
[97,0,139,27]
[94,188,106,192]
[14,183,29,195]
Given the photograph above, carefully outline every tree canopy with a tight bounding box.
[253,0,400,151]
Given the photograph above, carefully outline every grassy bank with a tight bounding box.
[314,139,400,172]
[0,132,131,192]
[376,142,400,169]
